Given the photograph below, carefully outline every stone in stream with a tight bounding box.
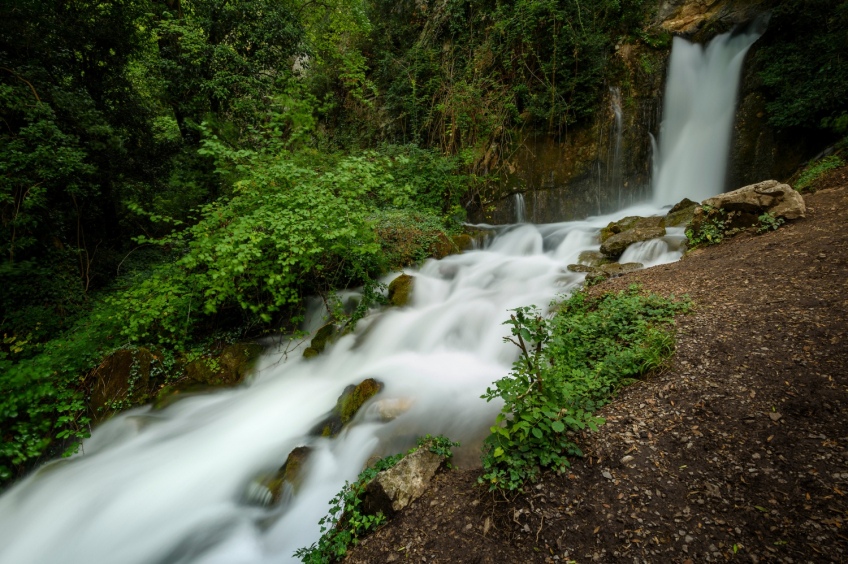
[361,440,448,517]
[600,216,667,258]
[303,323,340,358]
[248,446,313,507]
[567,262,644,283]
[388,274,414,307]
[665,198,699,227]
[310,378,384,438]
[577,250,612,267]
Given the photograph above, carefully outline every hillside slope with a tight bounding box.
[346,182,848,563]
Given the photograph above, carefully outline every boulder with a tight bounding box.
[311,378,384,437]
[600,225,666,258]
[388,274,414,307]
[665,198,699,227]
[567,264,597,273]
[362,442,447,517]
[702,180,805,220]
[372,398,415,422]
[253,446,313,506]
[600,216,665,243]
[568,262,644,283]
[577,250,612,267]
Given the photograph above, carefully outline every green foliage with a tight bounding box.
[756,212,785,234]
[480,287,688,491]
[794,154,845,192]
[685,206,726,248]
[295,435,458,563]
[757,0,848,133]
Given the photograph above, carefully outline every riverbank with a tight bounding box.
[346,182,848,563]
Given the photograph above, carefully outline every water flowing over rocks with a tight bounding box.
[311,378,384,438]
[600,216,667,258]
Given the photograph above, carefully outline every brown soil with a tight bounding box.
[345,184,848,564]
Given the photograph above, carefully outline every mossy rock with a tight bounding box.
[259,446,313,506]
[388,274,414,307]
[665,198,699,227]
[599,262,643,277]
[600,216,665,243]
[311,378,384,438]
[303,323,339,358]
[567,263,598,273]
[87,347,159,422]
[577,250,612,267]
[600,225,667,258]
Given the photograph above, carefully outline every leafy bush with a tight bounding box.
[685,205,727,248]
[480,287,688,491]
[757,212,785,234]
[794,154,845,192]
[295,435,458,563]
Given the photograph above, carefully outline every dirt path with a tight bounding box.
[346,185,848,564]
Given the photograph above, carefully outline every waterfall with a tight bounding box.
[609,87,624,209]
[513,192,526,223]
[652,24,764,206]
[0,203,685,564]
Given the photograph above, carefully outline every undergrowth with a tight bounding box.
[794,154,845,192]
[294,435,458,563]
[480,286,689,492]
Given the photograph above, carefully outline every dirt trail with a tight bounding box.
[346,185,848,564]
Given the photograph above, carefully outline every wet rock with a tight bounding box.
[251,446,314,506]
[184,342,263,388]
[577,250,612,267]
[373,398,415,422]
[601,224,667,258]
[702,180,805,221]
[665,198,699,227]
[567,263,597,273]
[311,378,384,437]
[303,323,340,358]
[388,274,414,307]
[600,216,665,244]
[362,442,447,517]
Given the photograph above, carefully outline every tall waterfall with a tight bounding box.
[652,25,764,206]
[0,203,686,564]
[609,87,624,209]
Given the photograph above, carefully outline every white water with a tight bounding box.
[609,87,624,209]
[652,27,763,206]
[513,192,527,223]
[0,205,682,564]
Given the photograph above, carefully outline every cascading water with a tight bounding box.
[0,20,768,564]
[513,192,527,223]
[652,23,765,206]
[0,204,684,564]
[609,87,624,209]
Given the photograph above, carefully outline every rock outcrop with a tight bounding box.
[665,198,699,227]
[303,323,340,358]
[362,443,447,517]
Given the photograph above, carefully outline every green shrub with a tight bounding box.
[757,212,785,233]
[794,154,845,192]
[480,287,688,491]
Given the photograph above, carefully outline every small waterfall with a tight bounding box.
[653,23,765,206]
[513,192,526,223]
[609,87,624,209]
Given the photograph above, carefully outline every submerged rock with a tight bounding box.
[372,398,415,422]
[577,250,612,267]
[601,225,666,258]
[362,442,447,517]
[311,378,384,437]
[388,274,414,307]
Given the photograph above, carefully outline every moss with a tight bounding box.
[388,274,414,307]
[310,378,384,438]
